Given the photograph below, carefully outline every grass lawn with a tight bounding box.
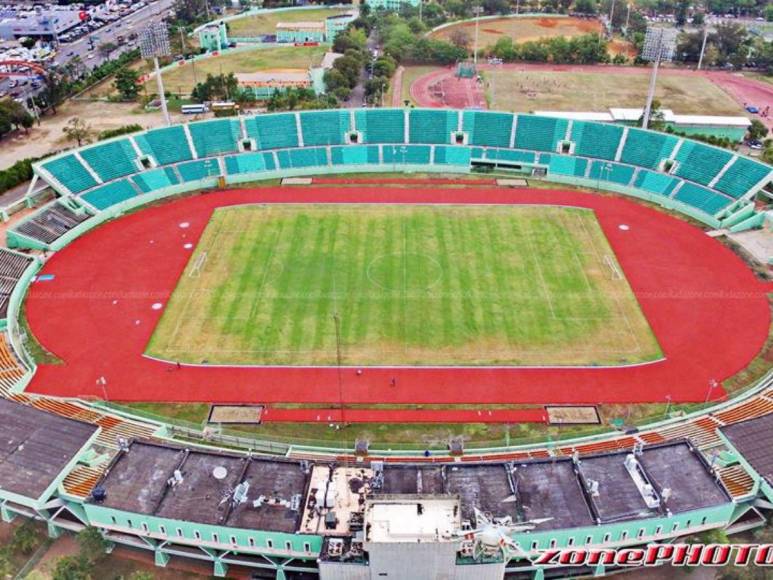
[485,69,744,115]
[388,65,439,106]
[227,7,352,37]
[144,45,327,96]
[147,204,660,366]
[430,16,603,48]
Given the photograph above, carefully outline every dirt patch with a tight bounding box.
[537,18,558,28]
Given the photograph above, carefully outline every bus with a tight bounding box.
[181,104,208,115]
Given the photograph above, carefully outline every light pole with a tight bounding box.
[697,26,709,70]
[473,5,484,67]
[641,27,677,130]
[140,22,172,126]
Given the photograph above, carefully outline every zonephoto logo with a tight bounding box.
[531,544,773,567]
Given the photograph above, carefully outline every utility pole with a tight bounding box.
[473,5,484,67]
[697,26,709,70]
[609,0,617,30]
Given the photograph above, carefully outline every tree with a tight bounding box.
[40,71,70,115]
[10,523,40,555]
[575,0,597,14]
[0,99,33,135]
[748,119,768,141]
[63,117,93,147]
[52,555,93,580]
[766,4,773,22]
[98,42,117,59]
[77,527,108,563]
[129,572,154,580]
[113,68,140,101]
[449,28,471,50]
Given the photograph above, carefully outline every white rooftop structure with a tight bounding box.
[535,107,752,128]
[365,496,461,544]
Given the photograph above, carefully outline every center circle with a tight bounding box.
[367,252,443,291]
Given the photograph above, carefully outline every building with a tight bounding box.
[0,7,82,41]
[236,69,313,99]
[198,21,229,52]
[365,0,422,11]
[536,108,752,143]
[325,12,358,43]
[276,21,326,44]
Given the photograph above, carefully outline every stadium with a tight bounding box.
[0,107,771,579]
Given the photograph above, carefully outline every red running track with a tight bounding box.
[25,187,770,415]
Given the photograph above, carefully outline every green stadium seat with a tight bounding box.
[300,110,350,146]
[484,149,536,164]
[633,170,679,197]
[571,121,624,161]
[355,109,404,144]
[244,113,299,150]
[79,139,139,182]
[41,155,98,194]
[674,141,732,186]
[383,144,430,165]
[514,115,569,152]
[434,146,471,166]
[673,182,732,215]
[177,159,221,182]
[713,156,772,199]
[544,154,587,177]
[276,148,328,169]
[225,153,266,175]
[131,167,179,193]
[82,180,137,210]
[588,161,635,185]
[135,126,193,165]
[331,145,372,165]
[462,111,513,148]
[188,119,241,157]
[409,109,456,145]
[620,128,678,169]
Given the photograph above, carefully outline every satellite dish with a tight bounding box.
[213,466,228,480]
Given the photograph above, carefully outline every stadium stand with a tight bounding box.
[300,110,350,147]
[409,109,457,144]
[14,202,92,245]
[462,111,513,148]
[713,156,773,199]
[355,109,405,144]
[244,113,299,150]
[0,334,25,397]
[514,115,569,152]
[134,126,193,165]
[177,159,222,183]
[28,110,773,225]
[620,128,679,169]
[188,119,241,157]
[79,139,139,182]
[673,182,733,215]
[0,249,32,318]
[131,167,180,194]
[40,154,98,194]
[634,169,680,197]
[674,141,733,186]
[571,121,624,160]
[81,179,138,210]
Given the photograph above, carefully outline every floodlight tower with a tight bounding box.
[641,27,677,130]
[140,22,172,126]
[472,5,484,66]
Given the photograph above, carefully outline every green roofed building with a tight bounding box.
[365,0,422,11]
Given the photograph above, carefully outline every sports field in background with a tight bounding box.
[145,45,327,95]
[484,69,743,114]
[227,7,352,37]
[147,204,661,367]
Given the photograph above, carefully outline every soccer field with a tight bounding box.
[147,204,661,366]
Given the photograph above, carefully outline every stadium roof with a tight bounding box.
[720,413,773,488]
[276,21,325,30]
[0,398,97,500]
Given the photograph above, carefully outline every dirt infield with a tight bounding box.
[24,185,770,420]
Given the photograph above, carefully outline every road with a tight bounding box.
[0,0,176,105]
[344,30,379,109]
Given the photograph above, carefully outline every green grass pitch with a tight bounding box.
[146,204,661,366]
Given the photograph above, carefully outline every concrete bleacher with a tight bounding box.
[135,126,193,165]
[620,128,678,169]
[674,141,733,186]
[0,249,32,319]
[244,113,299,150]
[462,111,513,148]
[79,139,139,182]
[28,109,772,226]
[40,155,98,194]
[14,202,92,245]
[571,121,624,161]
[188,118,241,157]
